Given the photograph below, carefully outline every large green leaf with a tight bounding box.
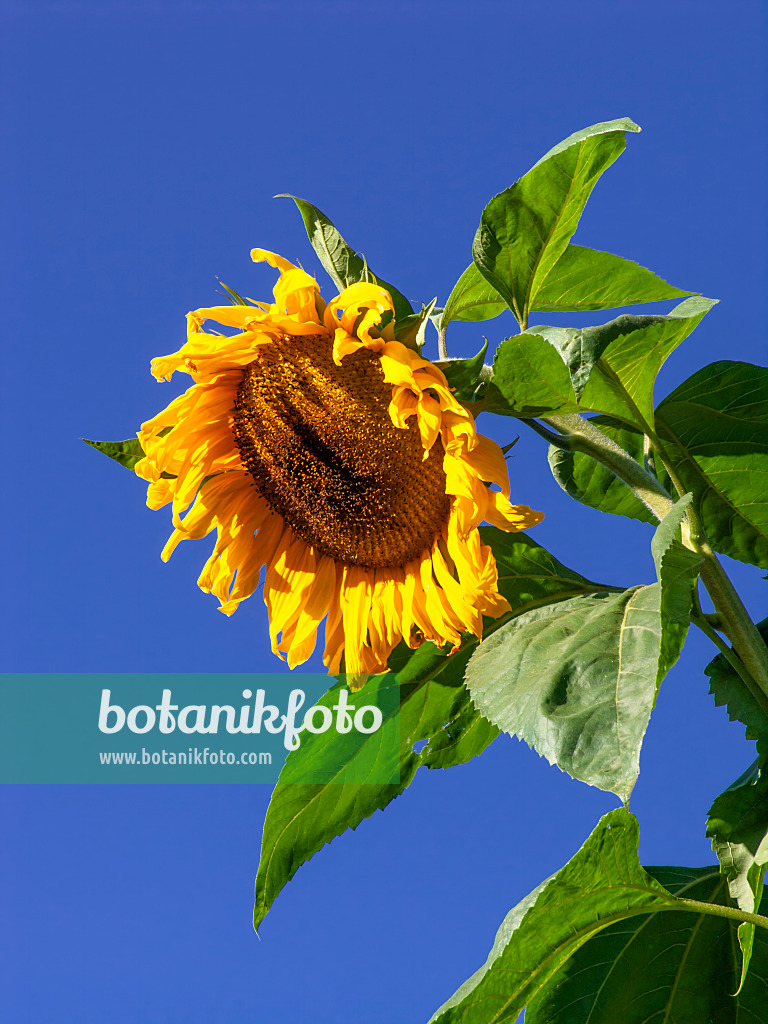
[549,369,768,575]
[525,865,768,1024]
[83,437,144,470]
[442,264,508,327]
[531,244,694,312]
[472,118,640,325]
[466,508,695,800]
[488,297,716,429]
[280,195,414,322]
[252,654,492,932]
[547,296,717,423]
[481,527,615,611]
[428,809,679,1024]
[487,330,580,419]
[656,360,768,570]
[253,531,612,930]
[707,760,768,991]
[442,246,691,328]
[465,585,663,801]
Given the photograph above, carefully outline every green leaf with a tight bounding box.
[428,808,677,1024]
[656,360,768,570]
[465,510,698,800]
[651,494,703,684]
[253,531,610,931]
[472,118,640,325]
[525,865,768,1024]
[441,246,691,328]
[465,583,664,801]
[548,416,668,525]
[435,342,489,402]
[253,654,497,932]
[393,298,437,350]
[545,296,717,421]
[480,526,615,611]
[83,437,144,470]
[442,264,508,327]
[488,330,580,418]
[706,618,768,763]
[279,195,414,322]
[707,760,768,992]
[531,244,694,312]
[488,298,716,428]
[549,364,768,575]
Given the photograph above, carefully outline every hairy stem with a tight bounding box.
[528,411,768,704]
[690,608,768,719]
[698,552,768,701]
[537,413,676,521]
[676,898,768,932]
[437,326,448,361]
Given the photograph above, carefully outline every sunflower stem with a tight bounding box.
[437,326,448,361]
[698,552,768,702]
[690,606,768,719]
[535,413,677,522]
[675,898,768,932]
[530,411,768,706]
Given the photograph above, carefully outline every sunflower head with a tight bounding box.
[134,250,543,685]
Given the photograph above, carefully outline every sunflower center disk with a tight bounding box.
[233,334,451,568]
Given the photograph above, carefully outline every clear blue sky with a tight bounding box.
[2,2,766,1021]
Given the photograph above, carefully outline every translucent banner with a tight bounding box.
[0,673,400,784]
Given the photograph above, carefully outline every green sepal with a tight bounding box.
[278,195,414,322]
[393,298,437,351]
[435,341,489,401]
[216,278,256,307]
[83,437,144,471]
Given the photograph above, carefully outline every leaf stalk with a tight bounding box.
[530,412,768,706]
[536,413,677,522]
[675,897,768,932]
[698,552,768,703]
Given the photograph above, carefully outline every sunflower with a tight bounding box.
[134,250,543,684]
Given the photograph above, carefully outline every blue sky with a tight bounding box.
[2,2,766,1021]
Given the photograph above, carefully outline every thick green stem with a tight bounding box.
[530,411,768,705]
[676,898,768,932]
[437,325,448,361]
[538,413,676,521]
[691,608,768,719]
[698,552,768,701]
